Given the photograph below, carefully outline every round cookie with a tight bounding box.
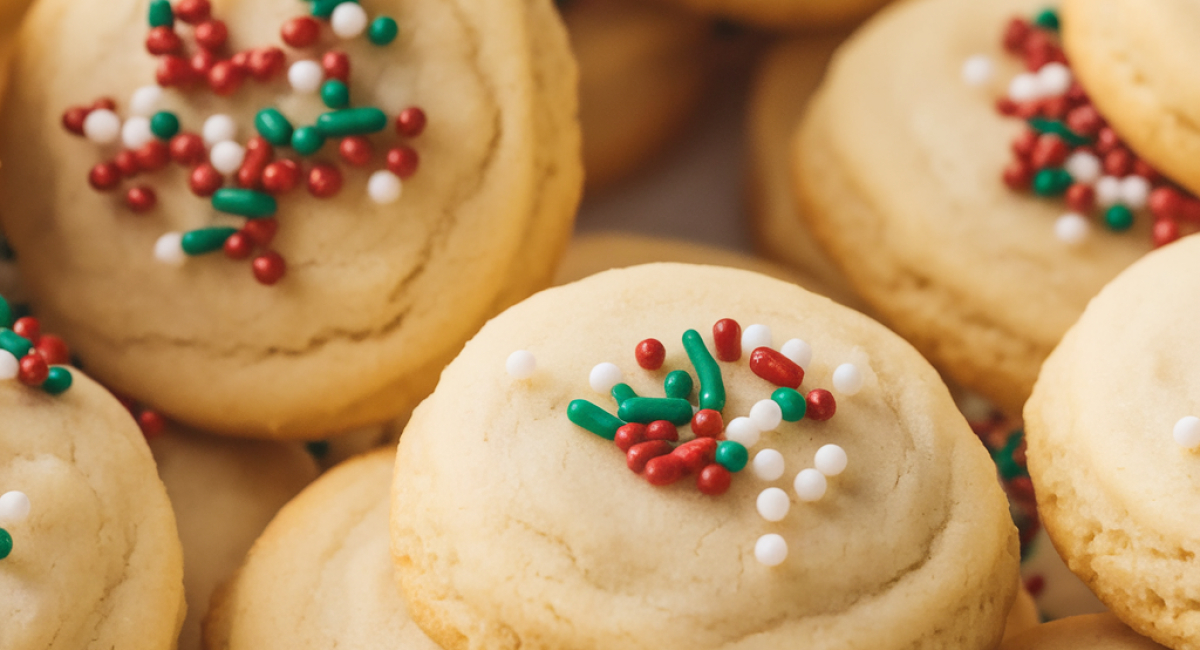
[1024,235,1200,648]
[562,0,710,191]
[204,449,439,650]
[1001,614,1169,650]
[793,0,1149,415]
[641,0,893,31]
[391,263,1019,650]
[1004,584,1041,641]
[0,354,185,649]
[0,0,582,438]
[152,425,319,650]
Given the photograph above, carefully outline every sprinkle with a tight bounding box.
[614,423,647,451]
[1064,151,1101,184]
[832,363,863,396]
[330,2,369,39]
[83,109,121,144]
[505,350,535,379]
[385,146,419,178]
[316,107,388,137]
[211,188,277,218]
[292,126,327,156]
[1120,176,1150,210]
[712,318,741,362]
[154,233,186,266]
[771,387,806,422]
[129,85,163,116]
[280,16,321,48]
[254,108,295,146]
[635,338,665,370]
[181,227,237,255]
[617,397,692,426]
[715,440,748,472]
[814,444,847,476]
[0,351,17,380]
[644,455,685,485]
[367,170,402,204]
[724,416,760,448]
[663,370,693,400]
[627,440,672,473]
[288,60,324,93]
[148,0,174,27]
[149,111,180,140]
[779,339,812,370]
[610,383,637,406]
[741,323,772,352]
[749,347,803,388]
[1027,118,1092,147]
[961,55,994,86]
[682,329,725,411]
[0,528,11,560]
[310,0,346,19]
[202,114,237,146]
[1032,168,1072,197]
[806,389,836,421]
[1054,213,1090,245]
[756,487,790,522]
[1173,416,1200,450]
[368,16,399,45]
[793,468,827,502]
[671,437,715,472]
[1033,8,1059,30]
[0,296,9,328]
[1007,73,1040,102]
[697,464,731,495]
[252,252,287,285]
[0,330,32,359]
[645,420,679,442]
[18,354,48,386]
[1104,204,1134,231]
[0,491,30,522]
[588,362,623,394]
[568,399,623,440]
[321,79,351,109]
[42,367,73,395]
[749,399,783,432]
[690,409,722,438]
[307,163,342,197]
[752,449,785,481]
[210,141,246,174]
[755,534,787,566]
[1094,175,1121,207]
[1035,62,1071,97]
[395,107,427,137]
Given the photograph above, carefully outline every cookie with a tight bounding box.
[562,0,709,190]
[0,0,582,438]
[1005,584,1040,641]
[152,424,319,650]
[643,0,893,31]
[793,0,1151,415]
[204,449,439,650]
[1000,614,1169,650]
[1024,235,1200,649]
[391,263,1019,650]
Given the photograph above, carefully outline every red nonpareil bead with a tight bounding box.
[62,106,89,135]
[1152,219,1180,248]
[114,150,141,177]
[338,136,373,166]
[208,60,245,96]
[806,389,836,421]
[281,16,321,48]
[135,141,170,171]
[175,0,211,24]
[1149,186,1183,220]
[248,47,285,81]
[92,97,116,111]
[12,317,39,343]
[307,163,343,198]
[1010,129,1037,160]
[749,347,803,388]
[1132,159,1161,184]
[191,49,217,77]
[17,354,48,386]
[88,162,121,191]
[1181,198,1200,224]
[1065,82,1089,105]
[138,410,166,438]
[1065,105,1103,136]
[1065,183,1095,213]
[645,420,678,442]
[614,423,647,452]
[1095,127,1120,154]
[252,251,287,285]
[169,133,206,165]
[230,50,251,71]
[1041,96,1069,120]
[1022,32,1057,71]
[195,20,228,51]
[321,50,350,82]
[1103,148,1133,177]
[712,318,741,361]
[1013,101,1041,120]
[385,147,419,179]
[156,55,193,87]
[671,437,717,474]
[242,219,278,246]
[223,232,254,259]
[635,338,665,370]
[237,136,274,189]
[696,463,731,496]
[1002,18,1031,53]
[125,186,157,212]
[261,160,300,195]
[395,107,427,137]
[34,335,70,366]
[644,455,685,486]
[145,26,182,55]
[1002,161,1033,191]
[995,97,1018,117]
[626,440,672,473]
[1030,134,1068,169]
[690,409,722,438]
[189,163,223,196]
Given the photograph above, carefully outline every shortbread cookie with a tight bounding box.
[1025,235,1200,649]
[392,263,1019,650]
[1001,614,1168,650]
[644,0,894,30]
[1005,585,1040,640]
[0,0,582,438]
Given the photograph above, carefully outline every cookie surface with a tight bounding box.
[1000,614,1168,650]
[0,369,185,649]
[1025,235,1200,649]
[794,0,1148,415]
[0,0,581,438]
[392,263,1018,650]
[643,0,892,30]
[205,449,439,650]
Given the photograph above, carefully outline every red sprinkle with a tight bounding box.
[248,47,285,81]
[1103,148,1133,177]
[125,186,157,212]
[115,150,141,177]
[156,55,193,87]
[191,49,217,77]
[252,251,287,285]
[806,389,836,421]
[1002,18,1031,53]
[135,141,170,171]
[321,50,350,82]
[1002,161,1033,191]
[17,354,48,386]
[12,317,40,343]
[385,146,419,178]
[1152,219,1180,248]
[614,423,647,452]
[62,106,89,135]
[35,335,70,366]
[338,136,373,166]
[749,347,803,388]
[1095,127,1120,155]
[1065,183,1095,213]
[282,17,321,48]
[194,19,228,51]
[635,338,665,370]
[175,0,211,23]
[307,163,343,198]
[261,160,300,195]
[696,463,731,496]
[1149,187,1183,220]
[89,162,122,191]
[626,440,673,474]
[690,409,722,438]
[92,97,116,111]
[223,232,254,259]
[237,136,274,189]
[138,410,167,438]
[395,107,427,138]
[208,60,245,96]
[644,455,685,486]
[1030,134,1067,169]
[1065,105,1103,136]
[645,420,678,443]
[189,163,224,197]
[243,219,279,247]
[671,437,717,474]
[145,26,182,55]
[712,318,741,362]
[169,133,206,165]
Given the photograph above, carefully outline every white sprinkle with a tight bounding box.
[1036,62,1072,97]
[330,2,369,39]
[832,363,863,396]
[749,399,783,432]
[0,491,30,522]
[129,85,163,117]
[755,534,788,567]
[1095,176,1122,207]
[1174,416,1200,450]
[505,350,535,379]
[1065,152,1101,184]
[752,449,785,481]
[741,324,772,352]
[1120,175,1150,210]
[780,339,812,369]
[814,444,848,476]
[588,363,622,394]
[724,417,761,448]
[794,468,827,502]
[1007,73,1041,102]
[0,351,18,380]
[121,116,155,150]
[756,487,791,522]
[154,232,186,266]
[203,114,237,146]
[210,140,246,174]
[961,55,994,86]
[1054,213,1091,246]
[288,60,324,93]
[367,170,403,204]
[83,109,121,144]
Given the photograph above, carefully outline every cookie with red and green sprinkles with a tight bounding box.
[0,0,582,438]
[391,263,1018,650]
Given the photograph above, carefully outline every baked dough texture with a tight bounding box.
[1001,614,1169,650]
[0,371,185,649]
[391,263,1019,650]
[794,0,1148,415]
[0,0,582,439]
[1025,235,1200,650]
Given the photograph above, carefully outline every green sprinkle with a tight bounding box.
[181,227,238,256]
[0,295,10,328]
[305,440,330,459]
[1033,8,1059,31]
[315,107,388,137]
[617,397,693,425]
[255,108,294,146]
[1032,168,1072,197]
[992,430,1029,480]
[320,80,350,109]
[567,399,624,440]
[0,329,31,359]
[212,189,278,218]
[310,0,357,18]
[715,440,748,472]
[664,370,693,400]
[1027,118,1092,147]
[682,329,725,411]
[0,528,11,560]
[149,111,180,140]
[42,367,73,395]
[1105,204,1134,231]
[610,383,637,406]
[772,387,806,422]
[291,126,326,156]
[148,0,173,27]
[368,16,398,45]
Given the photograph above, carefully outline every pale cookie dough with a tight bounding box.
[1001,614,1169,650]
[0,369,185,650]
[1004,585,1041,641]
[204,449,439,650]
[0,0,582,439]
[392,263,1019,650]
[151,425,319,650]
[1024,235,1200,649]
[793,0,1147,415]
[0,0,34,105]
[642,0,893,31]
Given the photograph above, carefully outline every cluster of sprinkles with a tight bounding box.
[510,318,866,567]
[0,295,73,395]
[0,490,31,560]
[962,8,1200,247]
[62,0,426,285]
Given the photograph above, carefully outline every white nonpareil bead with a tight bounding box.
[367,170,403,204]
[1036,62,1072,97]
[724,417,761,449]
[832,363,863,396]
[203,114,237,146]
[752,449,785,481]
[1094,176,1122,207]
[121,116,155,150]
[129,85,163,117]
[330,2,369,39]
[0,491,30,522]
[1120,176,1150,210]
[1064,152,1101,184]
[1007,73,1040,102]
[83,109,121,144]
[288,60,324,93]
[794,468,827,502]
[0,350,18,380]
[756,488,791,522]
[741,324,772,352]
[749,399,783,432]
[780,338,812,369]
[814,444,848,476]
[154,233,186,266]
[505,350,536,379]
[1174,416,1200,450]
[588,363,622,394]
[755,534,788,567]
[961,55,994,86]
[210,141,246,175]
[1054,213,1090,246]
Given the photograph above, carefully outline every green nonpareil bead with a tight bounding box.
[310,0,357,18]
[0,295,10,328]
[1032,168,1072,197]
[42,367,73,395]
[1027,118,1091,147]
[1105,204,1134,231]
[255,108,294,146]
[321,80,350,109]
[1033,8,1059,31]
[291,126,326,156]
[212,189,278,218]
[610,383,637,406]
[992,430,1029,481]
[316,107,388,137]
[772,387,806,422]
[617,397,693,425]
[663,370,693,400]
[682,329,725,411]
[0,329,31,359]
[150,111,180,140]
[0,528,11,560]
[567,399,623,440]
[715,440,748,473]
[181,227,238,256]
[368,16,398,45]
[148,0,174,27]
